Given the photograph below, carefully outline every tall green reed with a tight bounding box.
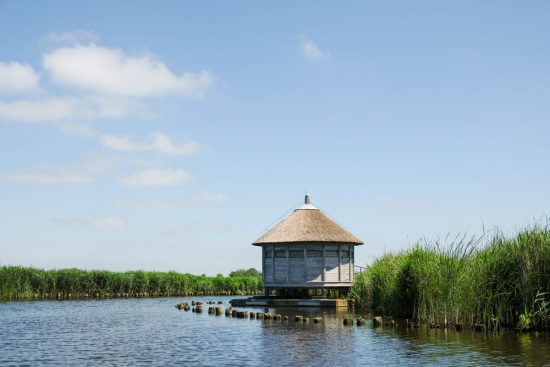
[352,223,550,330]
[0,267,262,300]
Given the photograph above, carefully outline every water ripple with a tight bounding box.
[1,297,549,366]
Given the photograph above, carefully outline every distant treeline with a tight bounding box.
[352,224,550,331]
[0,267,262,300]
[229,268,261,277]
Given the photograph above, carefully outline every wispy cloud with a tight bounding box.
[197,191,228,204]
[0,95,144,123]
[301,39,330,61]
[120,168,194,187]
[43,44,212,97]
[150,199,179,209]
[93,217,127,229]
[0,62,40,94]
[56,122,96,138]
[6,169,93,184]
[47,30,100,44]
[150,192,228,209]
[377,196,433,209]
[52,216,126,229]
[100,132,203,156]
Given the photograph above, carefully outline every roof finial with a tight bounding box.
[305,193,311,204]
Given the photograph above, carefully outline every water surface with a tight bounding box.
[1,297,549,366]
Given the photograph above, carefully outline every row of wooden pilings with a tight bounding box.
[175,301,383,327]
[175,301,324,323]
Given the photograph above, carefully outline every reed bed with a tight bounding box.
[0,268,262,300]
[352,224,550,331]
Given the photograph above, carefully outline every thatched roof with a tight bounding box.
[252,198,363,246]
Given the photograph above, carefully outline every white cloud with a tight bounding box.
[197,192,228,204]
[100,134,144,152]
[149,132,202,155]
[56,122,96,137]
[0,62,40,94]
[43,44,212,97]
[99,132,203,156]
[120,168,194,187]
[93,217,126,229]
[6,170,93,184]
[47,30,100,44]
[301,39,330,61]
[0,96,143,123]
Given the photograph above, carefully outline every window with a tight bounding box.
[289,250,303,258]
[307,249,323,257]
[274,250,286,258]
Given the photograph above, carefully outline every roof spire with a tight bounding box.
[305,193,311,204]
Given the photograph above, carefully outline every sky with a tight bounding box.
[1,1,549,275]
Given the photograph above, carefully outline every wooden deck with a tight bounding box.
[230,297,349,308]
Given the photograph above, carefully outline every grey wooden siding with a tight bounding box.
[274,258,287,282]
[289,258,305,282]
[306,257,323,281]
[324,257,339,282]
[262,243,355,287]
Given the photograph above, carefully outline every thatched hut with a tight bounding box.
[253,195,363,295]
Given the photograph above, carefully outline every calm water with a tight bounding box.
[1,296,550,366]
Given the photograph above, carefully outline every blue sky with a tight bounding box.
[1,1,549,275]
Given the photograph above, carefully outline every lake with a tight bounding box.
[1,296,549,366]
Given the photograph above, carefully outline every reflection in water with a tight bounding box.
[1,297,549,366]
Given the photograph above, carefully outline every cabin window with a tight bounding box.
[274,250,286,258]
[265,251,273,258]
[341,251,350,259]
[289,250,303,258]
[307,249,323,257]
[326,250,339,257]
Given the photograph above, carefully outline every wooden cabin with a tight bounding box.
[253,195,363,295]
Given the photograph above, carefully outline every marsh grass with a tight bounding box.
[0,268,262,300]
[352,223,550,330]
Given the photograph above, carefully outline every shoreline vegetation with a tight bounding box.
[352,224,550,331]
[0,268,262,300]
[2,224,550,333]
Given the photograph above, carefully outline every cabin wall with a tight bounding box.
[262,243,355,288]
